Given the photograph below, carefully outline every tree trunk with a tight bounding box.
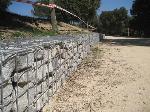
[50,0,58,32]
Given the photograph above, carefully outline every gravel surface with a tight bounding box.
[43,36,150,112]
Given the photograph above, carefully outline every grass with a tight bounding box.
[91,45,103,59]
[0,21,85,40]
[19,27,57,36]
[12,32,25,38]
[0,32,6,40]
[0,27,57,40]
[39,30,57,36]
[0,32,2,37]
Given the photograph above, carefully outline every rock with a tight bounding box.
[0,33,99,112]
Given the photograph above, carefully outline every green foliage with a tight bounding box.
[12,32,24,37]
[33,0,51,18]
[34,0,100,24]
[39,30,57,36]
[0,32,2,37]
[23,27,57,36]
[57,0,100,23]
[34,0,58,32]
[0,0,11,24]
[0,0,11,11]
[98,7,129,36]
[130,0,150,37]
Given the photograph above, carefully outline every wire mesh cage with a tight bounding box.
[0,33,99,112]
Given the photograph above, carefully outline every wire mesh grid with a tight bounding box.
[0,33,99,112]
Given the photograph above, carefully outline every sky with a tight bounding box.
[8,1,35,17]
[98,0,134,15]
[8,0,133,17]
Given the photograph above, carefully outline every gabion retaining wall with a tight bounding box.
[0,33,99,112]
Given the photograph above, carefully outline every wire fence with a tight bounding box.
[0,33,100,112]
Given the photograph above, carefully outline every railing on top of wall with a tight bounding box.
[0,33,100,112]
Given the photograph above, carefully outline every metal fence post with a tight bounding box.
[26,47,30,112]
[47,47,50,104]
[0,50,4,112]
[35,48,38,111]
[16,53,19,112]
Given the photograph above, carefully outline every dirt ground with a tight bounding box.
[43,36,150,112]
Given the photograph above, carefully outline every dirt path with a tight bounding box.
[44,36,150,112]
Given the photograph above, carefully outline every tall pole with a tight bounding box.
[128,27,130,37]
[50,0,58,32]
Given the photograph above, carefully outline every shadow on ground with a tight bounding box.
[103,38,150,47]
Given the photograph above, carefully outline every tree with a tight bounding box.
[98,7,129,36]
[50,0,58,32]
[0,0,11,11]
[34,0,100,25]
[34,0,51,18]
[0,0,11,23]
[56,0,100,24]
[34,0,58,32]
[130,0,150,37]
